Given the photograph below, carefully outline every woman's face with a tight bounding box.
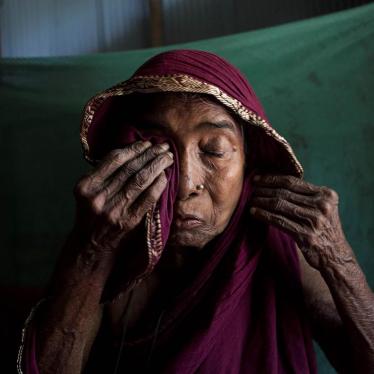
[132,94,246,250]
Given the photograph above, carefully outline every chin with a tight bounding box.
[167,228,213,249]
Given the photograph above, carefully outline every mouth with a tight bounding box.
[173,213,204,229]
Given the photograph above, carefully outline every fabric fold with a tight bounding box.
[20,49,317,373]
[101,127,180,302]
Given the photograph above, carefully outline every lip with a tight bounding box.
[174,213,204,229]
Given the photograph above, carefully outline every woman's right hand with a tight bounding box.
[34,141,174,374]
[72,140,174,257]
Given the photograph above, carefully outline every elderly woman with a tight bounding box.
[19,50,373,373]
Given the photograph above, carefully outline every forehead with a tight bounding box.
[143,93,225,113]
[128,92,242,135]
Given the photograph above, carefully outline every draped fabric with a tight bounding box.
[80,49,317,373]
[9,5,373,374]
[21,48,318,373]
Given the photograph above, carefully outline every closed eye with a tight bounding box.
[201,149,225,158]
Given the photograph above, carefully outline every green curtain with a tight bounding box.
[1,4,373,373]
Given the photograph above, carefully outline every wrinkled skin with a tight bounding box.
[73,93,246,266]
[36,93,374,374]
[250,174,351,271]
[73,140,173,256]
[133,94,246,251]
[75,93,352,273]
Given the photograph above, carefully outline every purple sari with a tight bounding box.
[21,50,316,373]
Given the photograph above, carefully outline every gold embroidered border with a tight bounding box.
[80,74,303,177]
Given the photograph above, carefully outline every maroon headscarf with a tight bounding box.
[21,50,316,374]
[78,50,316,373]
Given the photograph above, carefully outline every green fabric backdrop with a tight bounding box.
[1,4,373,373]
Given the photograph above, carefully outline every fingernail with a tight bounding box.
[143,140,152,147]
[160,143,169,150]
[253,175,260,182]
[167,151,174,159]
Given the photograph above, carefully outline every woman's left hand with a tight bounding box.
[250,174,354,271]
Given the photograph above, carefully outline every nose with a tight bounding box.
[177,148,202,201]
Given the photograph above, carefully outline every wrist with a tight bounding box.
[75,242,116,277]
[46,240,116,303]
[320,250,367,292]
[62,229,117,275]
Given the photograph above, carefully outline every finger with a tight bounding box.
[129,171,168,221]
[87,141,153,188]
[253,175,320,195]
[252,187,316,207]
[251,196,319,227]
[252,188,317,208]
[98,143,170,201]
[112,151,174,209]
[250,206,308,238]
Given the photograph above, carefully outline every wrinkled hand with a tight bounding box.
[38,140,174,374]
[250,174,353,270]
[73,140,174,256]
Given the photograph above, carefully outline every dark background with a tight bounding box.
[1,2,373,373]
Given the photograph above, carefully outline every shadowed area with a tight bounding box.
[0,4,373,373]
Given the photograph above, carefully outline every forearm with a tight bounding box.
[30,141,169,373]
[35,235,114,374]
[320,246,374,372]
[248,174,374,370]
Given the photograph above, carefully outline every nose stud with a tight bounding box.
[196,184,205,191]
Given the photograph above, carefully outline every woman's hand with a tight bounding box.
[50,139,174,292]
[250,175,374,371]
[249,174,353,271]
[35,141,174,374]
[73,140,174,257]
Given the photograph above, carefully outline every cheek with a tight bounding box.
[205,157,244,225]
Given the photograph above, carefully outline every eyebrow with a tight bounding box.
[135,118,237,133]
[197,120,236,133]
